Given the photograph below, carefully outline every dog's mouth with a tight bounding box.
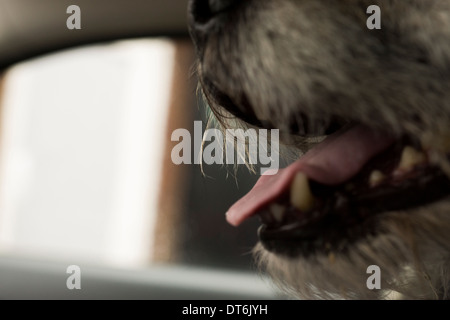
[226,124,450,257]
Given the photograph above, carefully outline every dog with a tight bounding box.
[187,0,450,299]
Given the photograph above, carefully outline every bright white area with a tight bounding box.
[0,39,175,267]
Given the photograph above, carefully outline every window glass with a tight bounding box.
[0,38,260,272]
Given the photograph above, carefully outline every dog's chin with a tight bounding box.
[254,198,450,300]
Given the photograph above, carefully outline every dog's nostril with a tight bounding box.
[189,0,212,24]
[189,0,238,24]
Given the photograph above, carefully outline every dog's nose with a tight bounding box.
[188,0,240,56]
[188,0,238,25]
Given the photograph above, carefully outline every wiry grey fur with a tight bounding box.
[188,0,450,299]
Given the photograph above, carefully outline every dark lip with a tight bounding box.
[257,144,450,257]
[201,76,351,136]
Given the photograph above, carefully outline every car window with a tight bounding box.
[0,38,260,272]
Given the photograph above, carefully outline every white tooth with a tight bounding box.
[290,172,315,212]
[269,203,285,222]
[397,146,427,171]
[369,170,386,187]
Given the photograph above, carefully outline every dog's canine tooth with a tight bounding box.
[397,146,427,171]
[369,170,386,187]
[290,172,315,212]
[269,203,285,222]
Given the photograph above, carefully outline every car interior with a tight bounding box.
[0,0,282,299]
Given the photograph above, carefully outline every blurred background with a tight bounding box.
[0,0,280,299]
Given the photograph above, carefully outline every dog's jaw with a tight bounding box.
[188,0,450,299]
[254,198,450,300]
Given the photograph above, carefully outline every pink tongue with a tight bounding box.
[226,125,395,226]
